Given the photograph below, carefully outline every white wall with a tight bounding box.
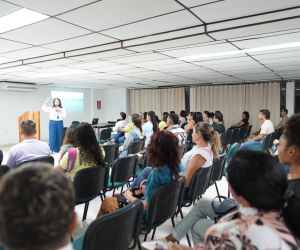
[0,86,91,146]
[92,88,128,122]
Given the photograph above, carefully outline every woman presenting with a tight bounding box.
[42,97,66,152]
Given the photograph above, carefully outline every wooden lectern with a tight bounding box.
[18,111,40,142]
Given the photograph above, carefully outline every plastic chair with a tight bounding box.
[181,166,212,207]
[16,155,55,168]
[99,128,112,144]
[0,165,9,180]
[127,139,145,155]
[102,143,119,167]
[230,128,240,144]
[274,127,283,140]
[238,126,248,142]
[82,200,143,250]
[245,125,252,139]
[262,132,274,153]
[142,177,185,241]
[0,149,3,165]
[74,166,107,221]
[220,130,232,153]
[108,155,138,194]
[209,154,227,201]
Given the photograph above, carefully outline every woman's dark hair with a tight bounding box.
[283,114,300,148]
[155,115,160,124]
[162,112,169,123]
[120,112,126,120]
[142,112,147,122]
[62,124,77,146]
[243,111,250,121]
[147,131,180,179]
[208,112,215,119]
[52,98,62,108]
[76,123,104,167]
[214,111,223,122]
[204,111,210,117]
[131,113,142,133]
[170,111,176,115]
[180,110,187,118]
[193,112,203,123]
[148,111,158,132]
[228,150,300,238]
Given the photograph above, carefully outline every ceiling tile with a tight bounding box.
[0,1,21,18]
[0,38,31,53]
[0,18,89,45]
[177,0,224,8]
[3,46,58,60]
[58,0,183,32]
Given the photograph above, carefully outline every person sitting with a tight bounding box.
[229,111,249,129]
[58,124,78,162]
[208,112,214,125]
[57,122,105,181]
[278,114,300,238]
[185,112,203,151]
[179,110,187,125]
[111,112,128,143]
[0,163,77,250]
[123,131,181,212]
[6,120,51,169]
[142,111,158,148]
[159,112,169,131]
[153,151,300,250]
[119,114,144,158]
[166,113,187,146]
[203,111,210,123]
[240,109,274,151]
[212,111,225,134]
[275,107,288,130]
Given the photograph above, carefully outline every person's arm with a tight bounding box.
[184,154,206,187]
[5,152,15,170]
[60,108,66,118]
[248,134,264,141]
[123,190,148,209]
[231,121,244,128]
[56,151,69,172]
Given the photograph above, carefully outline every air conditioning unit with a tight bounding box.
[0,81,38,92]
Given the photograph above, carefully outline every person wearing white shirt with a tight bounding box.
[142,111,158,148]
[111,112,128,143]
[240,109,274,150]
[42,97,66,152]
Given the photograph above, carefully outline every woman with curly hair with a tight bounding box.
[123,130,181,209]
[57,122,105,181]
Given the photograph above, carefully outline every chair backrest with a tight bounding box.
[16,155,55,168]
[224,129,233,146]
[275,127,283,140]
[0,149,3,165]
[111,155,137,185]
[99,128,112,142]
[73,166,107,204]
[245,125,252,138]
[145,177,184,229]
[185,166,212,203]
[210,154,226,182]
[102,143,119,164]
[127,139,145,155]
[82,200,143,250]
[238,126,247,141]
[261,132,274,152]
[178,145,185,159]
[0,165,9,180]
[231,128,240,144]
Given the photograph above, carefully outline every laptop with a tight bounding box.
[91,118,99,125]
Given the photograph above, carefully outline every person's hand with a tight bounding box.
[123,190,134,202]
[247,138,252,142]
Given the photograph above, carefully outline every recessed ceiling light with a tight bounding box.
[178,41,300,61]
[0,8,49,34]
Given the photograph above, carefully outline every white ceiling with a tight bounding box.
[0,0,300,89]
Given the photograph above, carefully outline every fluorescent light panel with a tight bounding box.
[179,41,300,61]
[0,8,49,34]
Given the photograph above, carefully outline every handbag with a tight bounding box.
[212,196,239,219]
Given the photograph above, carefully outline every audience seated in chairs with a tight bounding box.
[142,111,158,148]
[240,109,274,151]
[179,110,187,125]
[57,122,105,181]
[185,112,203,151]
[202,111,210,123]
[119,113,144,158]
[152,151,300,250]
[123,131,181,215]
[212,111,225,134]
[111,112,128,143]
[6,120,51,169]
[229,111,250,129]
[58,123,78,162]
[0,163,77,250]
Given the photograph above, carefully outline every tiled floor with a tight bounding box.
[0,145,229,248]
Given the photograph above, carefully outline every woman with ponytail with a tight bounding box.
[142,111,158,147]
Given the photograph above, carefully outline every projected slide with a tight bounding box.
[51,91,84,112]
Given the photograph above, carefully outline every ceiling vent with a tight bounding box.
[0,81,38,92]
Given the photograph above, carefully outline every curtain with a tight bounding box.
[191,82,281,133]
[129,88,185,116]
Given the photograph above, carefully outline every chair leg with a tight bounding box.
[82,201,89,221]
[186,233,192,247]
[137,239,142,250]
[151,227,156,240]
[215,183,221,202]
[144,233,148,242]
[171,217,175,227]
[112,188,115,196]
[179,209,184,219]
